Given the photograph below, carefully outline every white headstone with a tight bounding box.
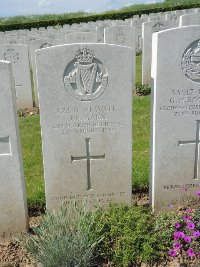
[0,60,28,237]
[30,38,63,106]
[104,26,136,87]
[36,44,133,210]
[151,26,200,211]
[142,20,177,85]
[0,44,33,109]
[104,26,135,50]
[65,32,98,43]
[180,13,200,26]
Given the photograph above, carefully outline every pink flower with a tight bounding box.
[187,222,195,230]
[184,215,191,222]
[175,223,181,229]
[169,249,177,257]
[184,236,192,243]
[197,251,200,258]
[173,242,182,250]
[187,248,195,257]
[173,231,185,240]
[194,190,200,196]
[186,208,192,213]
[193,231,200,238]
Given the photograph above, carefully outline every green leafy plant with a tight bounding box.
[135,82,151,96]
[24,202,103,267]
[96,204,162,266]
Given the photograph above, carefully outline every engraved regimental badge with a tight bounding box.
[4,49,19,64]
[115,31,126,45]
[152,23,166,33]
[182,40,200,83]
[64,46,108,101]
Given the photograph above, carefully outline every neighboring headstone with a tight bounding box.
[166,13,179,23]
[179,13,200,26]
[142,20,177,85]
[131,18,148,52]
[30,38,62,106]
[104,26,135,50]
[0,44,33,109]
[151,26,200,211]
[148,12,166,21]
[0,38,25,45]
[96,26,104,43]
[36,44,133,210]
[104,26,136,86]
[0,60,28,237]
[65,32,98,43]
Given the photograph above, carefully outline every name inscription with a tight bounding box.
[160,88,200,116]
[53,105,123,134]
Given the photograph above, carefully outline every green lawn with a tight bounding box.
[19,55,150,206]
[136,55,142,84]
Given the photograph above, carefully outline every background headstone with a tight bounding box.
[0,60,28,237]
[65,32,98,43]
[0,44,33,109]
[142,20,177,85]
[30,38,63,106]
[179,13,200,26]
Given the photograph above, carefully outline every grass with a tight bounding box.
[19,55,149,206]
[19,115,45,206]
[136,54,142,84]
[132,96,150,190]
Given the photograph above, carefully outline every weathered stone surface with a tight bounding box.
[0,44,33,109]
[0,60,28,237]
[65,32,98,43]
[151,26,200,211]
[180,13,200,26]
[142,20,177,85]
[104,26,135,85]
[30,38,63,106]
[36,44,133,210]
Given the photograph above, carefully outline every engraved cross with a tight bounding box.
[178,120,200,179]
[71,138,105,190]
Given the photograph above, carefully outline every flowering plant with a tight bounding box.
[169,191,200,264]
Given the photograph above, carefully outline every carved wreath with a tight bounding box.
[182,48,200,80]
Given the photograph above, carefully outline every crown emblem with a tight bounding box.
[75,46,94,63]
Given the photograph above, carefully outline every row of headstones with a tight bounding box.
[1,7,200,110]
[1,24,200,237]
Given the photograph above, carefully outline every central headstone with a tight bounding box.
[36,44,133,209]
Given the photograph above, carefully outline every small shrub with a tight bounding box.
[96,204,162,266]
[24,202,103,267]
[135,82,151,96]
